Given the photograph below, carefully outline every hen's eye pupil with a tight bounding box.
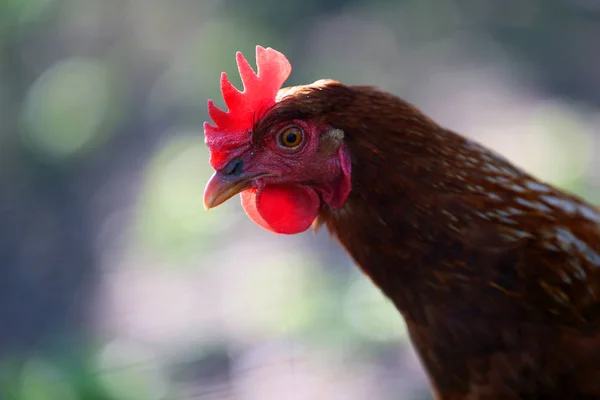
[286,132,297,143]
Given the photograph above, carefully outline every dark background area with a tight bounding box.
[0,0,599,398]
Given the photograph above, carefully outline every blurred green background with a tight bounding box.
[0,0,599,399]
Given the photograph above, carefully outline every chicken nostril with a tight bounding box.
[222,157,244,177]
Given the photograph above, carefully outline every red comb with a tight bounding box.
[204,46,292,170]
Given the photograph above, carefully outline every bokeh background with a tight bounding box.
[1,0,599,399]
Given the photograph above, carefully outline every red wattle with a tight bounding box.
[240,184,320,234]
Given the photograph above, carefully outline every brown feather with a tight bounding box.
[252,81,600,399]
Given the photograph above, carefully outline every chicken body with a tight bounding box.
[203,48,600,399]
[311,85,600,399]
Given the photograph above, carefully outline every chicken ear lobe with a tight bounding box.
[321,142,351,210]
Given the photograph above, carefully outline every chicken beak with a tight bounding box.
[203,171,259,210]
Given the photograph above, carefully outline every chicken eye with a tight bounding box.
[278,126,304,149]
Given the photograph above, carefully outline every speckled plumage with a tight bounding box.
[253,81,600,399]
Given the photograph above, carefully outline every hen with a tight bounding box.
[202,46,600,399]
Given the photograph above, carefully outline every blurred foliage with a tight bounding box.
[134,133,222,260]
[0,0,599,399]
[20,57,122,162]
